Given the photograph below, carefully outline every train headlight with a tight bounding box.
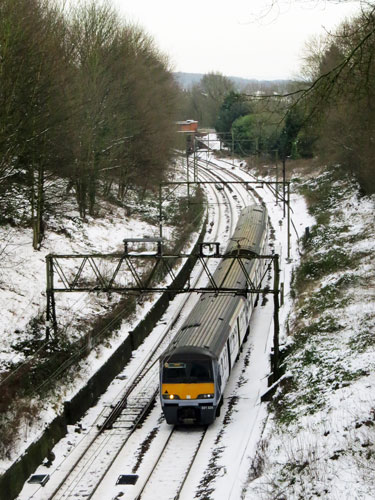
[162,394,180,400]
[198,393,214,399]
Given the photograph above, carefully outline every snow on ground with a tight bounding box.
[0,163,195,473]
[0,209,160,473]
[0,210,156,367]
[16,156,233,499]
[3,142,375,500]
[186,154,375,499]
[86,152,315,500]
[242,171,375,499]
[0,169,193,369]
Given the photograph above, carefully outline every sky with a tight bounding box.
[111,0,361,80]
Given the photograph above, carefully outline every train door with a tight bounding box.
[237,317,242,349]
[218,345,230,391]
[238,309,247,344]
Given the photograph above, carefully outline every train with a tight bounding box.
[159,204,269,425]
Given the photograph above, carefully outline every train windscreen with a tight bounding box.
[162,360,213,383]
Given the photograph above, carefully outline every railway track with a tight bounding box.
[197,149,301,243]
[20,162,249,500]
[134,426,207,500]
[90,172,256,500]
[88,166,257,500]
[100,151,299,500]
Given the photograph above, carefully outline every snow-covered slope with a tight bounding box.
[243,169,375,499]
[0,206,156,368]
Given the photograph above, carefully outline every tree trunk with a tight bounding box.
[32,162,45,249]
[88,163,97,215]
[76,175,87,219]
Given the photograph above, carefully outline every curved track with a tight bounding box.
[20,162,251,500]
[90,163,260,500]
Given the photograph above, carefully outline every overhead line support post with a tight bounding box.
[232,130,234,165]
[272,254,280,382]
[275,156,279,205]
[282,154,286,218]
[46,254,57,339]
[187,152,190,204]
[193,132,197,182]
[276,149,280,207]
[287,182,291,260]
[159,183,163,239]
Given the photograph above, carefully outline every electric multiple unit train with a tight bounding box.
[159,204,269,425]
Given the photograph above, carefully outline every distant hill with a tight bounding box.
[174,72,204,89]
[173,72,292,91]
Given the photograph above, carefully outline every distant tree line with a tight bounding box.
[0,0,179,248]
[211,88,309,161]
[295,4,375,194]
[231,3,375,195]
[177,72,235,128]
[179,5,375,195]
[178,71,307,162]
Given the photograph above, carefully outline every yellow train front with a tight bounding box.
[159,204,269,425]
[160,346,218,425]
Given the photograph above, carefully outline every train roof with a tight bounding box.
[162,204,269,360]
[162,346,216,361]
[224,204,268,257]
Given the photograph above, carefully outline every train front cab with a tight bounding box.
[160,349,218,425]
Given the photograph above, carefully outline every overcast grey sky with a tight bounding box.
[111,0,360,80]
